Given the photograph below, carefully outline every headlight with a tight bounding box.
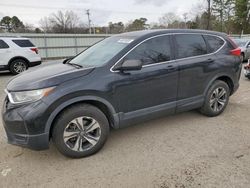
[6,87,55,104]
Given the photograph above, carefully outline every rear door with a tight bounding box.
[0,40,11,67]
[11,39,40,62]
[173,34,224,112]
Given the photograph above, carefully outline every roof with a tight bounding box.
[0,36,29,40]
[117,29,227,39]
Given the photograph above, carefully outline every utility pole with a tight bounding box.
[183,13,188,28]
[206,0,211,30]
[86,9,91,34]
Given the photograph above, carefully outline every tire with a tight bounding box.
[240,53,245,63]
[200,80,230,117]
[9,59,28,75]
[52,104,110,158]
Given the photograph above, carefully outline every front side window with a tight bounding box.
[175,34,207,59]
[124,35,171,66]
[203,35,225,53]
[0,40,9,49]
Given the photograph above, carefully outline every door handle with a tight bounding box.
[166,65,177,71]
[205,58,214,64]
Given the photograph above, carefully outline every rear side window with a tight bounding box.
[124,35,171,65]
[203,35,225,53]
[12,39,34,47]
[0,40,9,49]
[175,34,207,59]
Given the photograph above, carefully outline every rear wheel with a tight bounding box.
[200,80,230,117]
[240,53,245,63]
[9,59,28,74]
[52,104,110,158]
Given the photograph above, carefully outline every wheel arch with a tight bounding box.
[45,96,119,139]
[241,52,245,61]
[8,56,30,67]
[205,74,234,96]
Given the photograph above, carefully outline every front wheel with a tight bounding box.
[52,104,110,158]
[200,80,230,117]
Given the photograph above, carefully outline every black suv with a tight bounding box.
[2,29,242,158]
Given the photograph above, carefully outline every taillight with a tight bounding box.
[230,48,241,56]
[30,48,38,54]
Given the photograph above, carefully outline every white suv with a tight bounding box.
[0,37,41,74]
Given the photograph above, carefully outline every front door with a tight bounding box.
[112,35,178,120]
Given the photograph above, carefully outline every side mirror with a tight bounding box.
[116,60,143,72]
[63,58,72,64]
[247,44,250,48]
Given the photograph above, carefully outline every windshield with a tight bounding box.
[69,36,134,68]
[234,39,248,47]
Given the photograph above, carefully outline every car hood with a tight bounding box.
[7,62,94,91]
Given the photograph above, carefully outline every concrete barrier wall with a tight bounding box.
[1,33,250,60]
[0,33,112,59]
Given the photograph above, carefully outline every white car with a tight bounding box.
[0,37,41,74]
[233,38,250,62]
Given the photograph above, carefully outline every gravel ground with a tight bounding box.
[0,67,250,188]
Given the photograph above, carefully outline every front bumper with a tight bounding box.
[4,131,49,150]
[2,97,50,150]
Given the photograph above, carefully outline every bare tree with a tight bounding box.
[40,10,80,33]
[50,10,79,33]
[39,16,52,33]
[159,12,180,28]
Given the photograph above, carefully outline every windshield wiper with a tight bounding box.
[66,62,83,69]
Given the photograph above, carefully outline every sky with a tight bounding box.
[0,0,203,27]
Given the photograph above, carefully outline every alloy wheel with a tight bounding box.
[209,87,227,112]
[63,116,101,152]
[13,62,27,73]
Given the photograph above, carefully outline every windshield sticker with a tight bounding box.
[118,39,134,44]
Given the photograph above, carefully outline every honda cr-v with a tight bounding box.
[2,29,242,158]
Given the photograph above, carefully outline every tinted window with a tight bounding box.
[175,34,207,59]
[124,35,171,65]
[12,40,34,47]
[204,35,225,52]
[0,40,9,49]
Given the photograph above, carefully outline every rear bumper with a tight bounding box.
[28,61,42,67]
[0,61,41,71]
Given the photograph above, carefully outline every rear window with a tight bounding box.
[12,39,34,47]
[175,34,207,59]
[0,40,9,49]
[203,35,225,53]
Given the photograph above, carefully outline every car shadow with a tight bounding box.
[0,71,12,76]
